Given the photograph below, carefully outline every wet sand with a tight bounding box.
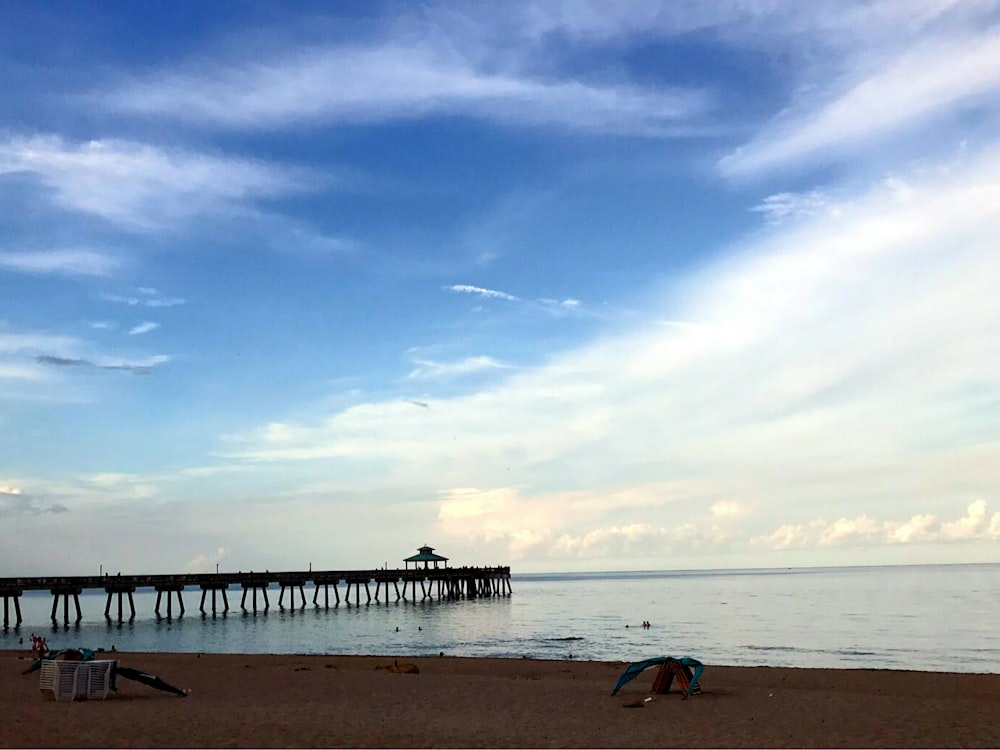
[2,650,998,748]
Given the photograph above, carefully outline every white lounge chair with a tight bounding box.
[40,660,116,701]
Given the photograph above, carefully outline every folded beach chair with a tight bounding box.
[650,657,703,698]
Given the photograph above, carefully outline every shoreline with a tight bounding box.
[3,650,999,748]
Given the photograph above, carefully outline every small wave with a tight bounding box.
[544,636,585,642]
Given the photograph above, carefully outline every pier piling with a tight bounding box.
[0,589,22,628]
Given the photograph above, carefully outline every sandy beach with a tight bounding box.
[2,649,998,748]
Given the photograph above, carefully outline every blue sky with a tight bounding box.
[2,1,999,575]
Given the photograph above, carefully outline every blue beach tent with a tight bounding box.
[611,656,705,699]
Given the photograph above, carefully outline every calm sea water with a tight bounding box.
[3,564,998,673]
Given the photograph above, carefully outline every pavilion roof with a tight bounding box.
[404,545,448,562]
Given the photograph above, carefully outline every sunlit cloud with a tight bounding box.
[221,146,1000,561]
[753,501,1000,549]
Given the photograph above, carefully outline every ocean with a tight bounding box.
[3,563,998,673]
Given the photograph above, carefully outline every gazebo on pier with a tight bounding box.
[404,545,449,570]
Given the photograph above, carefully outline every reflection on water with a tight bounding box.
[3,563,998,673]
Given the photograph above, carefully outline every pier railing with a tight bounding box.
[0,566,512,627]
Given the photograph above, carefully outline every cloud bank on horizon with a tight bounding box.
[1,0,998,575]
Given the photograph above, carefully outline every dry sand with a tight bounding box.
[2,650,999,748]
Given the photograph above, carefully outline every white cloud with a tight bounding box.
[128,321,160,336]
[447,284,519,301]
[0,134,309,231]
[0,248,119,277]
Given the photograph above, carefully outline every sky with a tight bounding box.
[2,0,999,576]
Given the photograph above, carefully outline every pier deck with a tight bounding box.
[0,566,511,627]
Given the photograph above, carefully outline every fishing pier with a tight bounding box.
[0,546,511,628]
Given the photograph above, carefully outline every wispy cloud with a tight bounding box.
[100,293,140,306]
[145,297,185,308]
[128,321,160,336]
[447,284,519,301]
[0,134,309,231]
[0,248,119,277]
[138,288,186,307]
[406,355,510,380]
[34,355,91,368]
[35,353,168,375]
[99,42,708,135]
[101,289,185,308]
[536,297,584,316]
[448,284,586,317]
[720,28,1000,177]
[750,191,832,225]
